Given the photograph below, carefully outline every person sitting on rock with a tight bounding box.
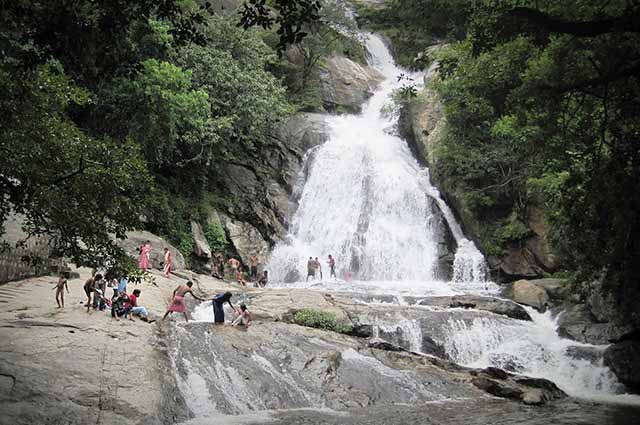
[111,292,130,321]
[232,304,252,328]
[211,291,234,325]
[126,289,154,323]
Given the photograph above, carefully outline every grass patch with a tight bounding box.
[293,309,353,334]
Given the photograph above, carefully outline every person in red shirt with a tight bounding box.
[127,289,153,322]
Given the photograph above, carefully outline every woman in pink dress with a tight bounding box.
[138,240,151,270]
[163,247,173,277]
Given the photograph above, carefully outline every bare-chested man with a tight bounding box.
[83,275,96,308]
[227,257,240,277]
[53,272,70,308]
[162,281,205,322]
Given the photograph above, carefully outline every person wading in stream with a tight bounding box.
[211,291,235,325]
[162,281,205,322]
[306,257,315,281]
[328,255,336,279]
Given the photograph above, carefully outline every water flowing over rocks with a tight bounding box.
[415,295,532,321]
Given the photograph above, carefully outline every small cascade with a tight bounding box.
[373,319,424,352]
[440,307,631,400]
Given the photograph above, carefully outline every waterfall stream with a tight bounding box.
[263,33,637,404]
[268,34,487,284]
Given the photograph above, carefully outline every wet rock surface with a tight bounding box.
[415,295,532,321]
[319,56,384,113]
[604,340,640,392]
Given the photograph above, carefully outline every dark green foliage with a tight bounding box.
[293,309,353,334]
[430,0,640,315]
[0,0,298,269]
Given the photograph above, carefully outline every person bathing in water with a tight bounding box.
[162,281,205,322]
[328,255,336,278]
[232,304,252,328]
[306,257,315,281]
[53,272,70,308]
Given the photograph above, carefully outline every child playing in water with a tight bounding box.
[232,304,252,328]
[53,272,69,308]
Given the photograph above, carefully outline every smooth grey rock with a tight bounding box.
[319,56,383,113]
[510,280,550,311]
[604,340,640,392]
[118,231,185,270]
[190,221,212,259]
[557,304,633,345]
[418,295,532,321]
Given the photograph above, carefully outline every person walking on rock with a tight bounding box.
[83,275,96,308]
[163,247,173,278]
[162,281,205,323]
[211,291,235,324]
[138,240,151,271]
[328,255,336,279]
[306,257,315,281]
[53,272,69,308]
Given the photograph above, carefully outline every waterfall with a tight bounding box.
[440,308,631,401]
[268,33,486,284]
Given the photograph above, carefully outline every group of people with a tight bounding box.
[214,254,268,289]
[306,254,337,281]
[53,271,153,323]
[162,281,252,327]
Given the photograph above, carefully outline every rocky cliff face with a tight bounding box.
[398,64,557,282]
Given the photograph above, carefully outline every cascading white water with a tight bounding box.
[441,307,640,402]
[268,34,486,284]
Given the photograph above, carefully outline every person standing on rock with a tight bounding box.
[163,247,173,278]
[306,257,315,281]
[236,266,247,287]
[83,275,96,308]
[162,281,205,322]
[249,254,259,281]
[53,272,70,308]
[227,257,240,278]
[314,257,323,280]
[211,291,234,324]
[138,240,151,271]
[328,255,336,279]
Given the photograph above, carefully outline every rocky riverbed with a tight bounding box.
[2,269,640,425]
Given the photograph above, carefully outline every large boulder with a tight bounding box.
[190,221,211,259]
[558,304,634,345]
[508,280,550,311]
[219,214,270,268]
[118,231,185,270]
[319,56,383,113]
[604,340,640,393]
[417,295,531,321]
